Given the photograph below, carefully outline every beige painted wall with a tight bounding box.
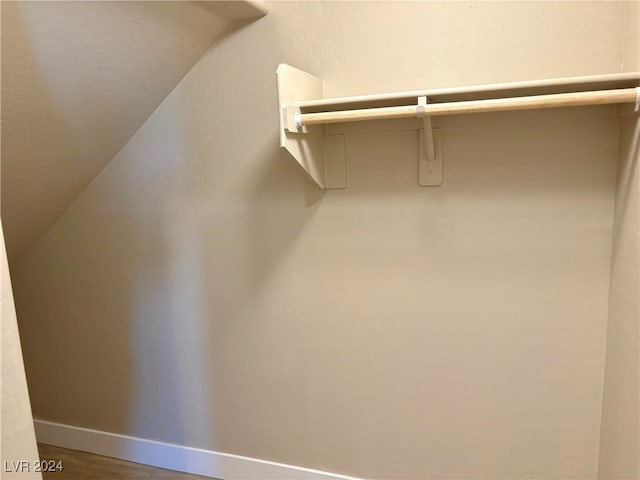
[1,3,41,474]
[1,221,41,479]
[9,2,633,478]
[597,2,640,476]
[598,114,640,479]
[622,0,639,72]
[0,1,259,263]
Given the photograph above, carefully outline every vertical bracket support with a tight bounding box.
[276,64,347,189]
[417,96,443,186]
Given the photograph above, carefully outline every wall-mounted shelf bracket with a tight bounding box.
[276,64,346,189]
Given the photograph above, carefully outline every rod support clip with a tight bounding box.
[417,96,442,186]
[284,105,305,132]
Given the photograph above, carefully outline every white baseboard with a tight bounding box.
[34,420,363,480]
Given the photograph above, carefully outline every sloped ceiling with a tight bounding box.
[1,1,267,263]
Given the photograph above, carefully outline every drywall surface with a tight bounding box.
[598,3,640,476]
[1,1,233,262]
[622,0,639,72]
[1,5,40,474]
[1,221,41,479]
[12,2,627,478]
[598,114,640,479]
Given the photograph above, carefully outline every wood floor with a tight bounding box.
[38,444,219,480]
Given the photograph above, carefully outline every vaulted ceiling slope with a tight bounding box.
[1,1,267,263]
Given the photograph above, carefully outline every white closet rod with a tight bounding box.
[299,87,639,126]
